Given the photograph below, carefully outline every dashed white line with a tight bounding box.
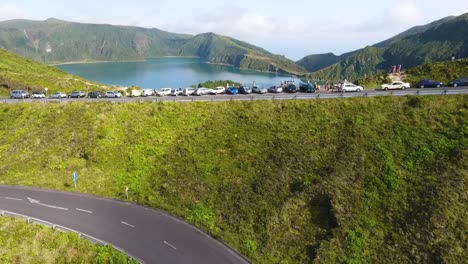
[75,208,93,214]
[5,197,23,201]
[121,221,135,228]
[163,241,177,250]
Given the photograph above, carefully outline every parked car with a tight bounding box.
[31,91,45,99]
[448,77,468,87]
[268,86,283,93]
[226,86,239,95]
[104,91,122,98]
[239,85,252,94]
[284,84,298,93]
[194,88,212,96]
[381,81,410,90]
[50,92,67,99]
[299,83,316,93]
[10,90,30,99]
[129,90,142,97]
[252,85,267,94]
[142,89,154,97]
[88,91,102,98]
[341,83,364,92]
[418,79,443,88]
[170,88,183,96]
[182,88,195,96]
[211,87,226,95]
[68,91,86,98]
[156,88,172,96]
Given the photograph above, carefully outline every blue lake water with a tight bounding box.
[56,57,297,89]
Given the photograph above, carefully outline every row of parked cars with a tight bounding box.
[131,83,318,97]
[9,90,124,99]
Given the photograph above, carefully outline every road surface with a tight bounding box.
[0,185,249,264]
[1,87,467,104]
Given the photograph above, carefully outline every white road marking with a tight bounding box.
[121,221,135,228]
[163,241,177,250]
[5,197,23,201]
[75,208,93,214]
[26,197,69,211]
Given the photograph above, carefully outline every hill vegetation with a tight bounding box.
[0,95,466,263]
[0,48,102,96]
[0,19,305,75]
[354,58,468,88]
[0,216,136,263]
[302,13,468,81]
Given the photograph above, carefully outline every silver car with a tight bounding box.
[182,88,195,96]
[50,92,67,99]
[194,88,212,96]
[104,91,122,98]
[10,90,30,99]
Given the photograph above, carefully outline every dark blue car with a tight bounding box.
[227,86,239,95]
[448,77,468,87]
[418,79,443,88]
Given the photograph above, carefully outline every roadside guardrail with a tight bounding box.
[0,209,143,263]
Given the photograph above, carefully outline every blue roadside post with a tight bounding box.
[72,172,78,190]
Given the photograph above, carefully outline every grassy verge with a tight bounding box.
[0,95,466,263]
[0,49,103,97]
[0,216,136,263]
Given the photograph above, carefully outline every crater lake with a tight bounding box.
[56,57,296,89]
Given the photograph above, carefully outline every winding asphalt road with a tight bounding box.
[1,87,467,104]
[0,185,249,264]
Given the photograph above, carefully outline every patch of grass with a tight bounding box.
[0,216,136,263]
[0,95,466,263]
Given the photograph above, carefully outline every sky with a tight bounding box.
[1,0,467,60]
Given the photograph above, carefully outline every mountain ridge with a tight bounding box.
[0,18,306,75]
[299,13,468,81]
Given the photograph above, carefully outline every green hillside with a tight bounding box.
[0,95,466,263]
[0,19,305,75]
[354,58,468,88]
[304,13,468,81]
[0,48,102,96]
[0,216,136,263]
[296,53,344,72]
[306,46,386,81]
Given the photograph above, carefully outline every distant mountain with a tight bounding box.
[296,53,344,72]
[301,13,468,81]
[0,19,306,75]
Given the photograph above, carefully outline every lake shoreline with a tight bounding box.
[49,56,201,66]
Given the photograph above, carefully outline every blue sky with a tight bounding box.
[1,0,467,60]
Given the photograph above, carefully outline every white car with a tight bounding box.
[129,90,142,97]
[141,89,154,97]
[381,81,410,90]
[170,88,183,96]
[194,88,212,96]
[182,88,195,96]
[31,92,46,99]
[104,91,122,98]
[211,87,225,95]
[156,88,172,96]
[341,83,364,92]
[50,92,67,99]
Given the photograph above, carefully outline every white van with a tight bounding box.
[10,90,30,99]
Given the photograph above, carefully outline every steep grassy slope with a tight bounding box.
[304,13,468,81]
[0,48,101,96]
[306,46,386,81]
[0,19,305,75]
[0,217,136,263]
[0,96,466,263]
[354,58,468,88]
[296,53,344,72]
